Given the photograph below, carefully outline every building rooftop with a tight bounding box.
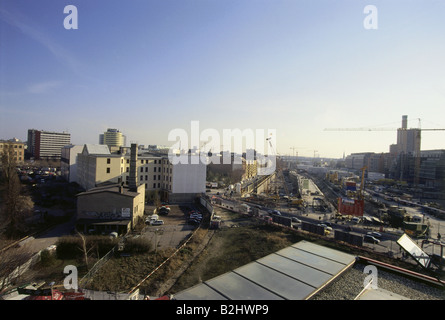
[174,241,356,300]
[77,183,141,198]
[83,144,111,155]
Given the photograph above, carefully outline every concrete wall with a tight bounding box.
[171,155,206,194]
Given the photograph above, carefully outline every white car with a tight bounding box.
[151,220,164,225]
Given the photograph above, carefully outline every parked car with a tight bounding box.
[158,206,170,215]
[151,220,164,226]
[364,235,380,244]
[292,217,302,223]
[318,224,333,231]
[367,232,382,238]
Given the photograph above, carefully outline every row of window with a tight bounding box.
[0,144,24,148]
[123,176,171,191]
[106,167,172,176]
[140,175,171,182]
[106,158,169,165]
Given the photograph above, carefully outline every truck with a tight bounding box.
[402,221,429,238]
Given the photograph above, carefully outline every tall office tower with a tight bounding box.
[27,129,71,160]
[99,128,126,148]
[396,115,421,156]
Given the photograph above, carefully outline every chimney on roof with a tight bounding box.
[129,143,138,191]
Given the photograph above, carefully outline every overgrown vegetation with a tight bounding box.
[0,146,34,237]
[56,235,119,260]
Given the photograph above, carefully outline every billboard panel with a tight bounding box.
[301,222,325,236]
[272,215,292,227]
[397,234,431,268]
[334,230,363,247]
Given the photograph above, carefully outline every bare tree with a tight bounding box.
[0,144,34,237]
[0,244,35,292]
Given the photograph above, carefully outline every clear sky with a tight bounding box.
[1,0,445,158]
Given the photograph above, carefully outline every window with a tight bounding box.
[106,168,110,173]
[107,158,111,164]
[154,167,156,172]
[145,175,148,180]
[153,183,156,188]
[141,167,144,172]
[153,175,156,180]
[145,167,148,172]
[140,175,143,181]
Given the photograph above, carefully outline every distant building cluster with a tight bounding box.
[343,115,445,198]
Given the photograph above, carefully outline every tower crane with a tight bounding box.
[266,137,290,199]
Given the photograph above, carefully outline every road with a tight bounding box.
[17,215,77,255]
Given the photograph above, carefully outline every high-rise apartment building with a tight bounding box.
[27,129,71,160]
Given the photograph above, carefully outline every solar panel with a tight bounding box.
[174,240,356,300]
[205,272,283,300]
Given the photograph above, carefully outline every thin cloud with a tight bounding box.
[0,6,82,76]
[27,80,62,94]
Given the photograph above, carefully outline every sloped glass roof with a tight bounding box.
[174,240,356,300]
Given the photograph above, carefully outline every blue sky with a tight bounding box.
[1,0,445,158]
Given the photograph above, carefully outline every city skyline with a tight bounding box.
[1,1,445,158]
